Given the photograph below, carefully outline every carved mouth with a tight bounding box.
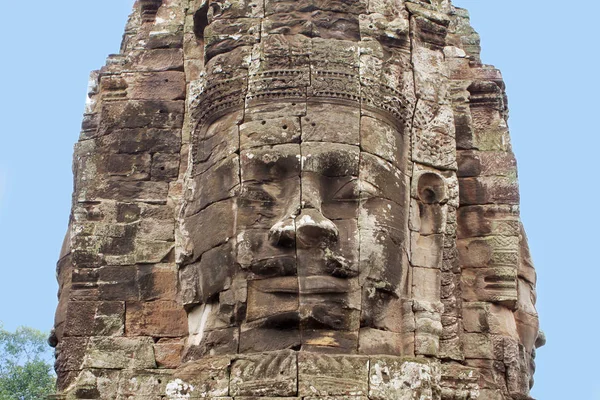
[248,256,297,277]
[483,275,517,290]
[299,275,355,294]
[248,252,358,279]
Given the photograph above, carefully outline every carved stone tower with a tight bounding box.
[51,0,543,399]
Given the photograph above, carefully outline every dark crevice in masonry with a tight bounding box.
[193,2,209,39]
[296,98,303,351]
[356,41,364,354]
[141,0,163,23]
[235,83,246,356]
[407,6,420,358]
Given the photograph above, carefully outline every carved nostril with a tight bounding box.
[295,209,338,248]
[269,219,296,248]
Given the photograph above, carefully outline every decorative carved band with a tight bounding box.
[190,69,419,129]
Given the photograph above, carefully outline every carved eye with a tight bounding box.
[357,181,378,200]
[331,178,360,200]
[241,185,276,203]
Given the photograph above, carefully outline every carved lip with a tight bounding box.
[299,275,356,294]
[483,275,517,290]
[248,252,359,279]
[248,256,297,278]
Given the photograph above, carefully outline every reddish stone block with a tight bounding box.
[125,300,188,337]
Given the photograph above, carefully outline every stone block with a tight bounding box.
[185,327,240,360]
[64,301,124,337]
[301,103,360,145]
[358,228,406,295]
[456,205,519,239]
[139,264,179,301]
[230,350,298,396]
[194,111,242,173]
[360,286,405,334]
[457,150,516,178]
[98,265,138,301]
[103,153,151,180]
[514,309,539,354]
[415,328,441,357]
[240,116,301,148]
[204,18,261,61]
[298,352,369,396]
[187,154,240,216]
[137,205,177,241]
[461,267,517,309]
[358,328,403,356]
[134,240,175,264]
[55,337,88,372]
[298,276,361,332]
[470,107,510,152]
[412,267,441,303]
[184,198,236,262]
[457,236,519,269]
[239,325,301,353]
[301,330,359,354]
[99,101,184,133]
[411,233,444,269]
[151,152,180,180]
[241,144,301,182]
[369,358,441,400]
[459,176,519,206]
[154,339,184,368]
[97,128,181,155]
[359,152,406,204]
[464,358,506,390]
[462,333,494,360]
[135,48,184,71]
[118,370,174,399]
[99,180,170,203]
[180,241,237,306]
[439,363,480,400]
[462,302,518,339]
[172,356,231,397]
[128,71,186,101]
[125,300,188,337]
[246,277,299,322]
[82,337,156,369]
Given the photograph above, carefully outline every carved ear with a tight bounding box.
[415,172,447,204]
[140,0,163,23]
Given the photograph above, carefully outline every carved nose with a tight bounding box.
[295,209,338,248]
[269,218,296,248]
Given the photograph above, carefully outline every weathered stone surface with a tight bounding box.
[125,300,188,337]
[358,328,403,356]
[171,356,231,398]
[298,353,369,396]
[154,339,184,368]
[82,337,156,369]
[230,350,297,396]
[118,369,174,399]
[63,301,124,337]
[53,0,542,398]
[369,358,441,400]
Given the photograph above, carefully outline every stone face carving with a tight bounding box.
[51,0,543,399]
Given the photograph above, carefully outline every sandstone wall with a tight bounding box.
[50,1,542,399]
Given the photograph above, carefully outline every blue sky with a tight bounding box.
[0,1,598,399]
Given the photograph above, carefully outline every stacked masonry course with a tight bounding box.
[50,0,543,399]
